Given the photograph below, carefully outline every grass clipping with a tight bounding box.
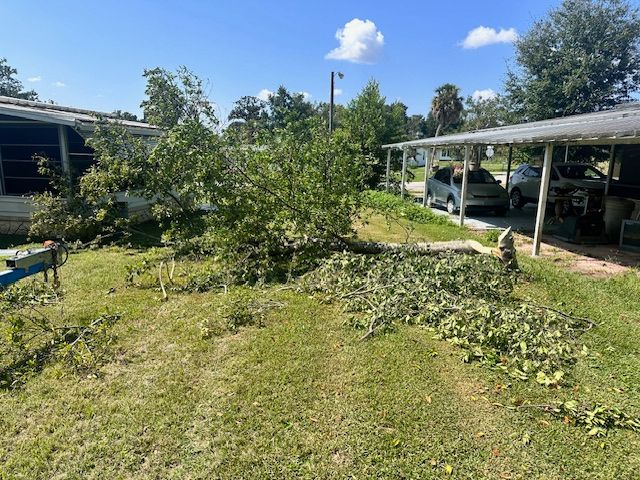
[302,252,593,384]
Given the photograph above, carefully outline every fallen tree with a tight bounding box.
[341,227,517,269]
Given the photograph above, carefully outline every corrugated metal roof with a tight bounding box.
[0,96,161,136]
[383,103,640,149]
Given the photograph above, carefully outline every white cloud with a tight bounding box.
[461,26,517,49]
[325,18,384,64]
[300,91,311,100]
[27,76,41,83]
[333,88,343,96]
[53,81,66,88]
[257,88,273,101]
[472,88,497,101]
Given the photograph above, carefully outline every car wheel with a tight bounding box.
[446,197,457,214]
[426,191,434,208]
[510,188,525,209]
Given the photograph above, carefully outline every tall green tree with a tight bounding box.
[342,80,390,186]
[462,94,516,131]
[406,114,432,139]
[141,67,218,129]
[111,110,139,121]
[227,95,269,142]
[506,0,640,120]
[385,101,409,144]
[430,83,464,137]
[267,86,315,130]
[0,58,38,100]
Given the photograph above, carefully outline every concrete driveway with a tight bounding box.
[405,172,539,231]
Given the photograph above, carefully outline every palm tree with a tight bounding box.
[430,83,464,137]
[427,84,464,177]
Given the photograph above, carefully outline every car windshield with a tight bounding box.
[452,168,497,184]
[556,165,605,180]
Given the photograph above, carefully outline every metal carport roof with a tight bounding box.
[383,102,640,149]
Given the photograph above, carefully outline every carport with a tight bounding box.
[383,103,640,256]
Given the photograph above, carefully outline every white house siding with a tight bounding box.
[0,196,33,233]
[0,195,152,234]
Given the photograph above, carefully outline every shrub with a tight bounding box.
[362,190,454,226]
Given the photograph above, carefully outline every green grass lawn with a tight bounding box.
[1,217,639,478]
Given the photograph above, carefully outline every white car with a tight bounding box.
[509,163,606,210]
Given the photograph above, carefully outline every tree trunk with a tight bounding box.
[341,227,517,270]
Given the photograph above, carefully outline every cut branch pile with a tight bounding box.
[302,250,589,382]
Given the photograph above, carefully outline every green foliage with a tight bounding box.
[141,66,218,129]
[266,86,316,132]
[122,119,367,285]
[303,252,591,381]
[81,70,224,240]
[553,400,640,436]
[342,79,411,187]
[111,110,139,121]
[0,57,38,100]
[227,95,269,143]
[0,281,120,386]
[506,0,640,120]
[462,94,518,131]
[29,156,127,241]
[226,87,316,141]
[200,289,284,337]
[81,68,365,269]
[430,83,464,137]
[362,190,454,226]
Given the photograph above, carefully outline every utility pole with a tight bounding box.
[329,71,343,133]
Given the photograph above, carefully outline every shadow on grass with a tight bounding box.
[0,234,28,249]
[122,221,166,249]
[0,342,56,389]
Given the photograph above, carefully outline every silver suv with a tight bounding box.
[509,163,606,210]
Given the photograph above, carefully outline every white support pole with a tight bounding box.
[564,144,569,163]
[605,144,616,196]
[532,143,554,256]
[400,148,408,199]
[385,149,392,192]
[422,148,431,207]
[58,125,71,176]
[459,145,471,227]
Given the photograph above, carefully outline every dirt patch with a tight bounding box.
[514,233,638,278]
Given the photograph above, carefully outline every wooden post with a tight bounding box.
[422,147,431,207]
[400,148,408,199]
[605,144,615,196]
[504,146,513,193]
[532,143,554,256]
[459,145,470,227]
[385,149,392,192]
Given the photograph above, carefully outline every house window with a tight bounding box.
[66,127,95,181]
[439,149,452,160]
[0,123,60,195]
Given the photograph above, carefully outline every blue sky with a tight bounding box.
[1,0,566,120]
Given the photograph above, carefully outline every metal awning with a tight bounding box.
[0,96,162,137]
[383,103,640,149]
